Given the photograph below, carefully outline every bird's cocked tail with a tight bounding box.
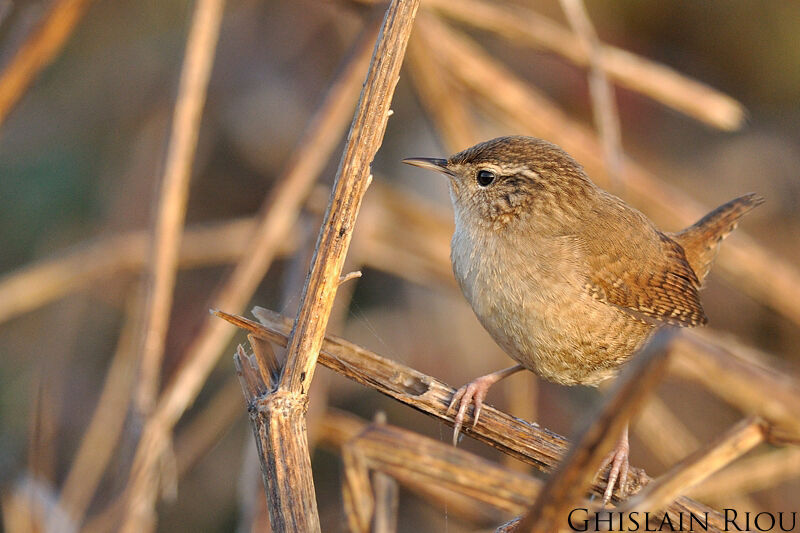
[672,193,764,283]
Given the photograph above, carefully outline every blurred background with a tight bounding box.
[1,0,799,531]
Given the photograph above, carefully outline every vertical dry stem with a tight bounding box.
[116,15,382,533]
[121,0,226,529]
[239,1,420,527]
[136,0,227,415]
[235,344,319,532]
[560,0,622,188]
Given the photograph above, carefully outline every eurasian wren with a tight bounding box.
[404,135,762,502]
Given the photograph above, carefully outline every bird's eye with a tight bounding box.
[477,169,496,187]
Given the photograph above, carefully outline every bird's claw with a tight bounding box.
[446,377,493,446]
[598,434,630,506]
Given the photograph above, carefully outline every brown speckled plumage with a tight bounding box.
[405,136,762,386]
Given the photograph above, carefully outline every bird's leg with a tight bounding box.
[598,424,630,505]
[446,364,524,445]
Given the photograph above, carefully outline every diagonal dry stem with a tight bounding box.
[120,0,227,530]
[217,308,725,527]
[615,416,766,524]
[248,1,420,527]
[58,291,141,524]
[0,0,95,127]
[418,0,744,130]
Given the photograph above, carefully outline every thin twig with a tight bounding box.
[58,290,141,524]
[560,0,623,189]
[135,0,227,417]
[0,0,95,127]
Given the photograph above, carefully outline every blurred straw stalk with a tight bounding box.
[1,0,799,532]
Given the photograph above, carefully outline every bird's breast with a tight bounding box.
[450,224,652,386]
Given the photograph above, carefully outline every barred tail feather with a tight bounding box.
[672,193,764,283]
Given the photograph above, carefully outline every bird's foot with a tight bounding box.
[597,427,630,506]
[446,365,524,446]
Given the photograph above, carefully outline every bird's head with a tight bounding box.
[403,136,595,231]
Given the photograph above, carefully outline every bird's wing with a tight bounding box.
[578,214,707,328]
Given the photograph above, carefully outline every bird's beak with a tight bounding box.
[402,157,452,176]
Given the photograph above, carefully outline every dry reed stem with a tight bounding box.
[670,331,800,442]
[634,396,699,467]
[426,17,800,329]
[614,416,766,525]
[248,1,419,525]
[135,0,227,416]
[121,1,227,529]
[514,330,674,533]
[218,308,724,524]
[173,377,244,476]
[151,4,379,426]
[116,16,381,532]
[278,0,420,394]
[58,292,141,524]
[235,340,322,531]
[689,446,800,500]
[560,0,622,189]
[406,32,480,151]
[0,0,94,127]
[419,0,744,130]
[319,410,541,525]
[370,415,399,533]
[135,0,225,414]
[342,437,374,532]
[0,217,260,325]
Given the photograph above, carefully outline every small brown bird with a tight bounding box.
[403,136,762,503]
